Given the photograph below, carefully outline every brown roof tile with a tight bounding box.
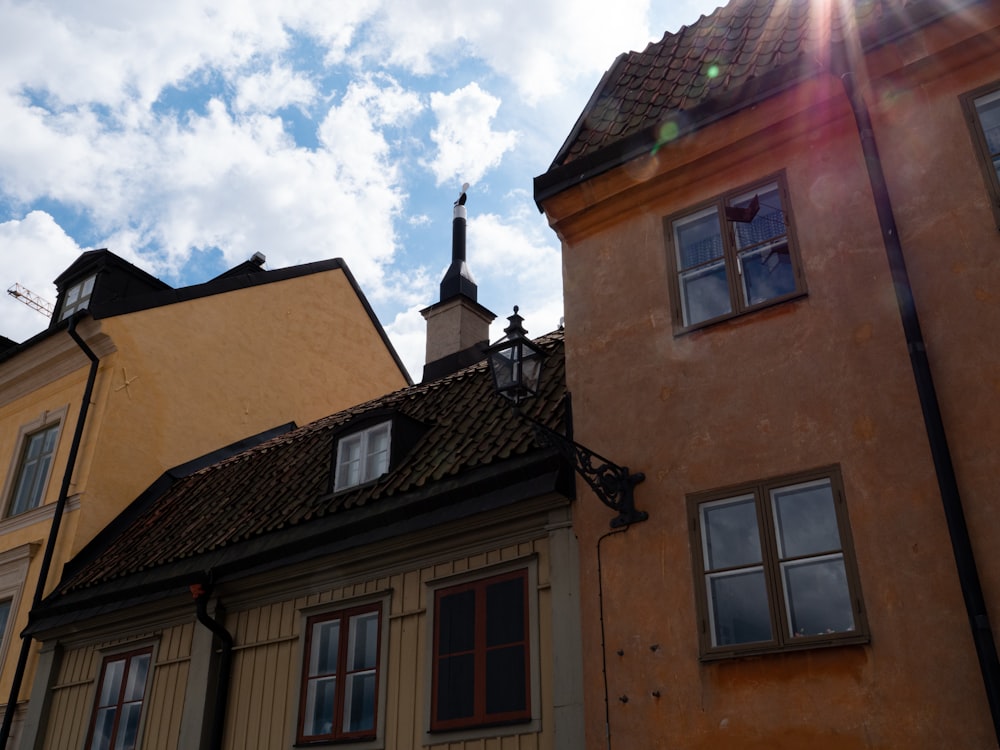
[547,0,957,169]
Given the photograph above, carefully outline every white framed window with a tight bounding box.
[59,274,96,320]
[3,408,66,518]
[334,422,391,491]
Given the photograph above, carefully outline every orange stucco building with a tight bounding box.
[536,0,1000,747]
[0,250,408,744]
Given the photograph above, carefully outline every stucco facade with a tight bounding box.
[0,253,408,744]
[537,1,1000,747]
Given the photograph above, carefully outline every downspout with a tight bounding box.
[0,314,99,749]
[840,69,1000,742]
[190,582,233,750]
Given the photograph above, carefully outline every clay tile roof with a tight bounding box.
[53,330,569,596]
[540,0,962,180]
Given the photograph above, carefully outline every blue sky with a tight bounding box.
[0,0,722,380]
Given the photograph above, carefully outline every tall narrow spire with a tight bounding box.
[420,184,496,383]
[440,183,477,300]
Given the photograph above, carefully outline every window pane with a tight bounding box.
[336,437,362,490]
[771,479,841,558]
[782,555,856,638]
[738,240,796,306]
[10,425,59,516]
[364,425,390,482]
[486,577,525,647]
[732,183,785,250]
[309,619,340,676]
[674,208,723,269]
[438,590,475,654]
[113,702,142,750]
[707,568,772,646]
[732,183,795,306]
[436,654,475,722]
[975,90,1000,156]
[0,601,10,641]
[700,495,761,570]
[485,645,527,715]
[343,671,377,733]
[347,612,378,671]
[90,706,117,750]
[679,260,731,326]
[97,659,125,707]
[123,654,149,702]
[303,676,336,737]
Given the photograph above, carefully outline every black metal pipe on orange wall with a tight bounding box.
[840,67,1000,744]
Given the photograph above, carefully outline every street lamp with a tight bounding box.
[486,308,648,528]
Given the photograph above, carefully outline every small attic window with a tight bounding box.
[59,274,96,320]
[334,421,391,491]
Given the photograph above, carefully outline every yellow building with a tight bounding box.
[0,249,409,743]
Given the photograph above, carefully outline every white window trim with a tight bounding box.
[422,557,542,746]
[1,406,68,518]
[334,421,392,492]
[0,543,40,669]
[294,591,392,750]
[59,274,97,321]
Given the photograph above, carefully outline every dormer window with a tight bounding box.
[59,274,96,320]
[334,421,391,491]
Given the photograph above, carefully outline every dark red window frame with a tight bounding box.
[85,647,153,750]
[431,569,531,732]
[297,602,383,744]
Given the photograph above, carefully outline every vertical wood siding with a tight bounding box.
[222,537,552,750]
[41,623,193,750]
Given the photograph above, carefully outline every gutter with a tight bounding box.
[0,313,100,748]
[839,67,1000,743]
[190,582,233,750]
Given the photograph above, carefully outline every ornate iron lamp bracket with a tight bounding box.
[521,413,647,529]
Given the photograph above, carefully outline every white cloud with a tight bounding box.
[234,64,317,114]
[426,83,517,187]
[0,211,84,342]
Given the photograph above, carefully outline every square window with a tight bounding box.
[431,569,531,731]
[59,274,97,321]
[298,603,383,743]
[962,82,1000,228]
[689,467,867,658]
[85,648,153,750]
[664,174,804,332]
[334,422,391,492]
[7,423,60,517]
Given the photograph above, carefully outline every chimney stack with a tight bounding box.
[420,185,496,382]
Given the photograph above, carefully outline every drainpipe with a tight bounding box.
[0,314,100,748]
[190,581,233,750]
[840,69,1000,743]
